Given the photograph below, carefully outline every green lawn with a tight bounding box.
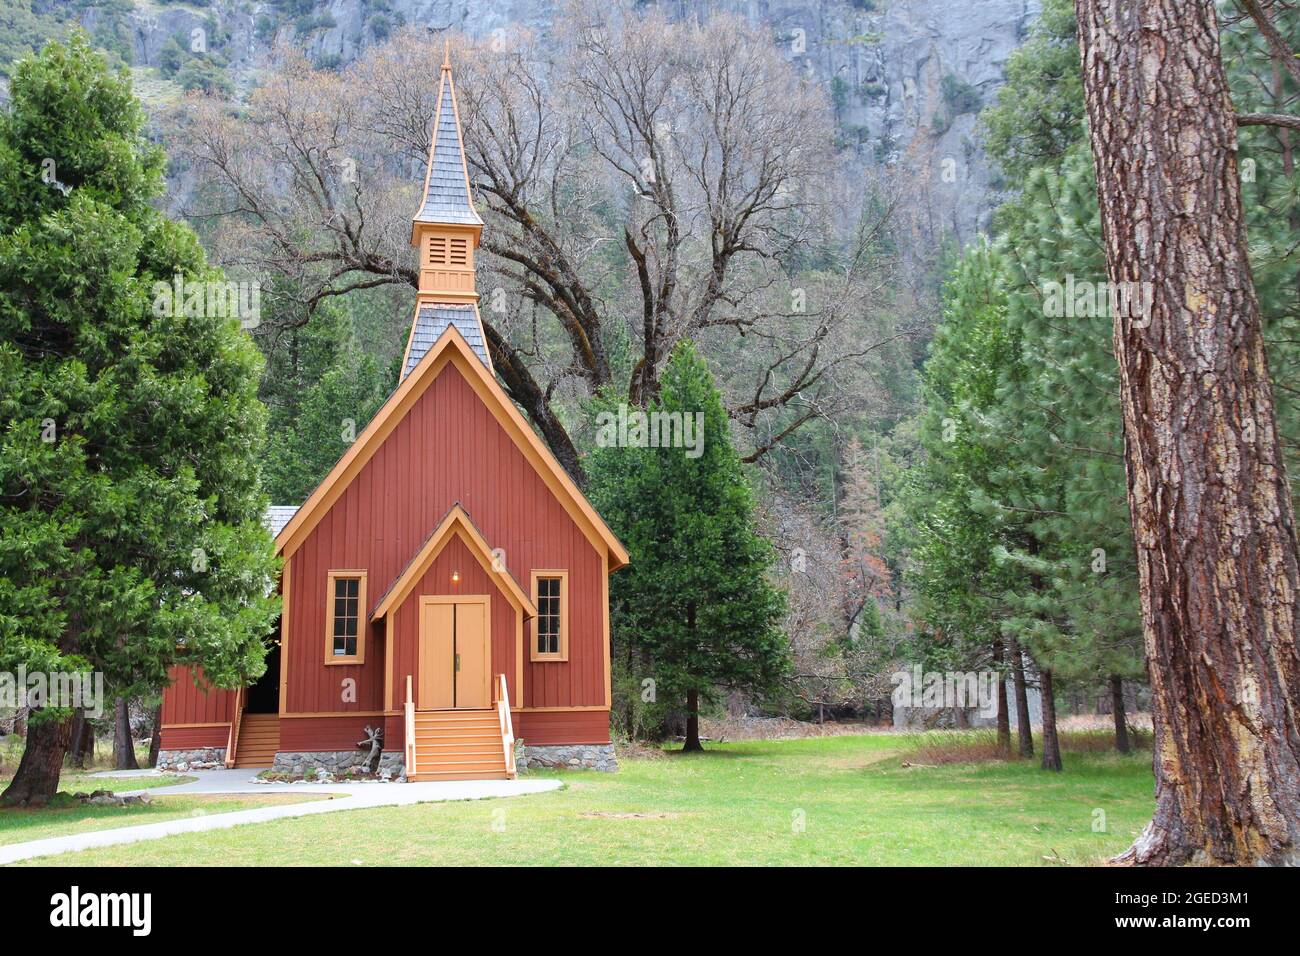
[15,733,1154,866]
[1,790,332,848]
[53,774,196,794]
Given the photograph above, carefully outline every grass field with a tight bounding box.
[1,791,331,848]
[14,732,1155,866]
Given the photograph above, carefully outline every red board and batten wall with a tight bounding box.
[158,664,235,750]
[282,358,611,751]
[160,350,616,754]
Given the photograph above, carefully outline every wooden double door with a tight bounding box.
[418,596,491,709]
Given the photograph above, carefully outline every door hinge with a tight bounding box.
[455,653,461,672]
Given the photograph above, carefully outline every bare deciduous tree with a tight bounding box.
[170,2,903,484]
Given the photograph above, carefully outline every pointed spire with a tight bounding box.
[412,48,482,229]
[403,48,492,379]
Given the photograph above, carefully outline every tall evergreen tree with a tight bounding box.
[1077,0,1300,865]
[0,36,278,805]
[993,145,1145,747]
[588,341,789,751]
[256,293,388,504]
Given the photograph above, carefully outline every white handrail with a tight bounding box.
[404,675,417,779]
[225,686,243,769]
[495,674,516,777]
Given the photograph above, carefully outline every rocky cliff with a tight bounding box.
[77,0,1037,248]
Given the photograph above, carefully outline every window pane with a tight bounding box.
[331,576,363,658]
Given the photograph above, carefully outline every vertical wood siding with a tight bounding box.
[516,710,611,745]
[160,664,235,726]
[285,362,607,716]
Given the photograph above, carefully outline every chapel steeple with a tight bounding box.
[401,44,491,379]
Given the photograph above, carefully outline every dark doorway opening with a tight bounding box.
[245,635,281,714]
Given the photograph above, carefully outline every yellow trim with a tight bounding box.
[371,504,536,622]
[603,554,612,709]
[160,722,230,729]
[279,710,388,719]
[274,327,629,570]
[383,617,394,713]
[530,570,569,662]
[515,706,609,713]
[278,559,291,716]
[325,570,368,665]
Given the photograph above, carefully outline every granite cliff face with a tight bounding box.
[84,0,1037,247]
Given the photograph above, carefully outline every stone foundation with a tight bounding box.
[518,742,618,772]
[271,750,405,777]
[157,747,226,771]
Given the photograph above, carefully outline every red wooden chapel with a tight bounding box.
[158,52,628,780]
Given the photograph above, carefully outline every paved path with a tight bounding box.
[1,770,560,866]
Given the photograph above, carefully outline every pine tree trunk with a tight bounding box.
[1110,674,1131,755]
[993,639,1011,753]
[68,711,91,770]
[682,687,703,752]
[0,713,73,807]
[113,697,138,770]
[149,703,163,768]
[1077,0,1300,864]
[1009,635,1034,757]
[1040,668,1062,772]
[81,723,96,768]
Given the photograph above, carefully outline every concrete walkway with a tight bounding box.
[1,770,560,866]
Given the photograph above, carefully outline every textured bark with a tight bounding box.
[1039,668,1062,772]
[0,714,73,807]
[148,703,163,768]
[1009,636,1034,757]
[113,697,139,771]
[68,711,94,770]
[993,639,1012,754]
[1077,0,1300,864]
[682,687,703,752]
[1110,674,1132,755]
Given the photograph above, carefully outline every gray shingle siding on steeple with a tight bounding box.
[405,304,490,377]
[415,81,483,226]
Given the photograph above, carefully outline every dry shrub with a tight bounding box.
[613,736,669,761]
[699,715,880,742]
[902,730,1010,766]
[902,726,1150,766]
[1060,727,1151,753]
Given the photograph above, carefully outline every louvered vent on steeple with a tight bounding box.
[402,41,492,381]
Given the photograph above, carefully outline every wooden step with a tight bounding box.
[416,753,505,765]
[415,740,503,752]
[407,708,513,781]
[414,725,500,734]
[233,713,280,768]
[410,770,509,781]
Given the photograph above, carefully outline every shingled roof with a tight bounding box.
[264,505,300,538]
[413,62,482,228]
[404,303,489,377]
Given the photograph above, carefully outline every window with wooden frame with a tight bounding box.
[325,571,367,665]
[530,570,568,662]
